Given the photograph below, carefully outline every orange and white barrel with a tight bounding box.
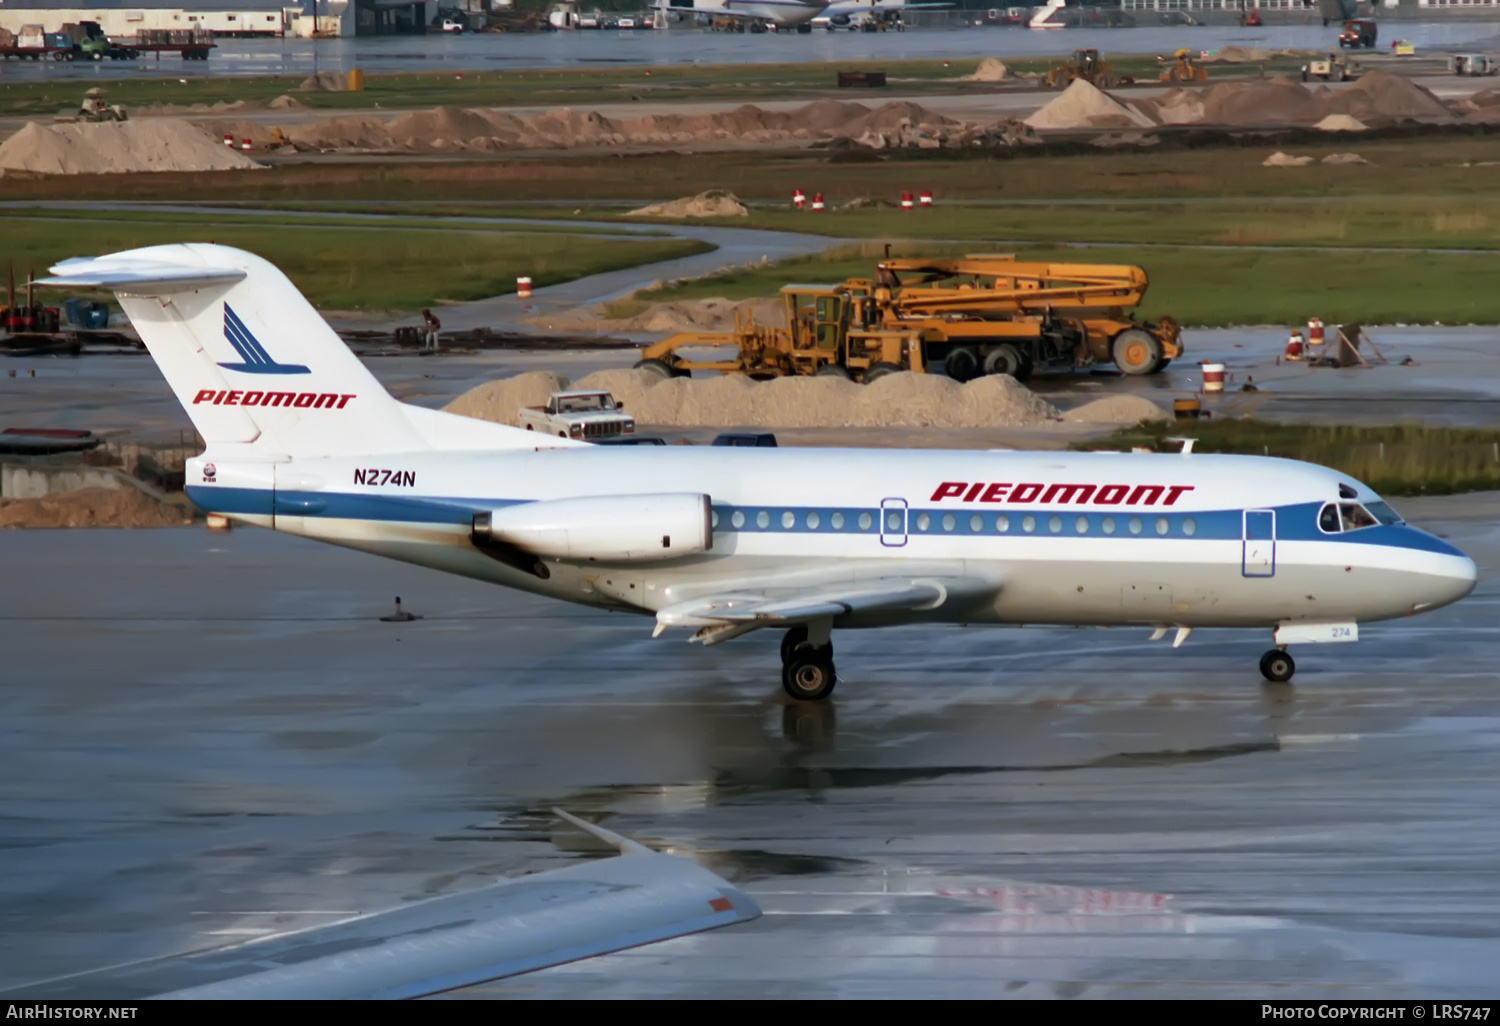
[793,188,806,209]
[1284,331,1305,361]
[223,133,233,148]
[919,189,933,208]
[517,276,533,299]
[1201,361,1226,392]
[900,191,914,211]
[241,138,252,153]
[1307,317,1325,348]
[811,193,825,212]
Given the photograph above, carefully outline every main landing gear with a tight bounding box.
[1259,648,1296,683]
[781,625,836,701]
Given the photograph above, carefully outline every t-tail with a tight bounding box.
[40,244,574,462]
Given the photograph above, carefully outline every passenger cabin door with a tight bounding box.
[880,498,908,548]
[1242,509,1276,577]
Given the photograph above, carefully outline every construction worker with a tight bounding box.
[421,309,441,352]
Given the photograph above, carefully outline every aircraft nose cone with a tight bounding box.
[1425,551,1478,611]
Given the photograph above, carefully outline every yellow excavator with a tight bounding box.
[634,254,1183,383]
[1160,48,1210,84]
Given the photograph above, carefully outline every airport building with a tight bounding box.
[0,1,359,38]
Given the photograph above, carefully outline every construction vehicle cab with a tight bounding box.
[78,88,127,122]
[1339,19,1377,49]
[1160,48,1209,84]
[1303,53,1359,82]
[1045,50,1127,90]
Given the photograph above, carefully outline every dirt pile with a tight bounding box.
[1315,113,1368,132]
[0,487,196,529]
[1025,79,1155,130]
[523,296,784,334]
[298,71,346,92]
[1321,152,1369,165]
[447,369,1060,430]
[268,94,304,110]
[1263,151,1314,167]
[627,190,750,219]
[964,58,1010,82]
[1202,77,1322,125]
[444,370,570,426]
[1342,71,1450,120]
[0,119,263,176]
[1062,395,1171,425]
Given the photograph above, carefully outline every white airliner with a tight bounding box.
[43,245,1477,701]
[680,0,945,31]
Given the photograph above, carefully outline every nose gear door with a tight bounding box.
[1242,509,1276,577]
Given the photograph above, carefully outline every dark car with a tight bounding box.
[593,435,667,446]
[712,432,778,448]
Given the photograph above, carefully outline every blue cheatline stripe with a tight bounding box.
[187,487,1461,557]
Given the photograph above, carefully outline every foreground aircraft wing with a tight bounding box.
[6,811,759,1000]
[656,578,967,643]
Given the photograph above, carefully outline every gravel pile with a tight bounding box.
[0,119,262,176]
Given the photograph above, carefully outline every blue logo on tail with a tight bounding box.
[217,304,309,375]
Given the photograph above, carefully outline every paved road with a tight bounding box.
[0,491,1496,998]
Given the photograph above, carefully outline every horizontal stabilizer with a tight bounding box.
[39,258,247,293]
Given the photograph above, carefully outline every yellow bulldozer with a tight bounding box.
[633,254,1183,383]
[1043,49,1132,90]
[1159,48,1209,84]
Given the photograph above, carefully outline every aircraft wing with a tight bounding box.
[656,577,969,642]
[6,811,759,1000]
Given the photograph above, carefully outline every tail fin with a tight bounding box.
[41,244,563,458]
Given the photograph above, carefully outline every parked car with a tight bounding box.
[519,390,635,440]
[439,17,465,33]
[594,435,667,445]
[712,432,778,447]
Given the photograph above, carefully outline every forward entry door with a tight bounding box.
[880,498,908,548]
[1242,509,1276,577]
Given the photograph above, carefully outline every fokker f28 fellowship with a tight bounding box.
[43,245,1478,701]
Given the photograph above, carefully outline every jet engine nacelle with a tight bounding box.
[473,493,712,563]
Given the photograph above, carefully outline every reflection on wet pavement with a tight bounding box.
[1,498,1498,997]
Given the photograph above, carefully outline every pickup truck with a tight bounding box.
[518,390,636,440]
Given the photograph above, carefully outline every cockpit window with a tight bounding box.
[1320,501,1390,533]
[1319,503,1342,533]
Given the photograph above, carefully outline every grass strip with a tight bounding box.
[1078,419,1500,496]
[0,216,709,311]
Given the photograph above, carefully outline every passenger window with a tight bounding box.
[756,511,770,529]
[996,514,1010,533]
[1155,517,1169,536]
[942,514,956,532]
[858,512,872,531]
[1102,516,1116,535]
[916,513,931,532]
[832,512,846,530]
[781,511,795,529]
[1075,516,1088,534]
[1319,503,1342,533]
[969,514,983,533]
[1048,516,1062,534]
[1021,515,1035,534]
[807,511,820,530]
[1340,503,1378,531]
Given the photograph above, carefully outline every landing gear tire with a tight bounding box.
[814,364,852,379]
[634,357,683,379]
[983,343,1026,379]
[1260,649,1296,683]
[783,652,837,701]
[945,346,981,383]
[863,362,901,384]
[1112,328,1162,376]
[781,625,808,663]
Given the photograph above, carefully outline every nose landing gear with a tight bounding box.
[781,625,836,701]
[1260,648,1296,683]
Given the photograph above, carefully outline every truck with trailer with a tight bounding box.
[634,254,1182,384]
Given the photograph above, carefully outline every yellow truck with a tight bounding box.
[634,254,1183,383]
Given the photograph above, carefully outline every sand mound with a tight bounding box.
[447,369,1060,430]
[0,119,263,176]
[1063,395,1171,424]
[298,71,346,92]
[1213,45,1276,63]
[964,58,1010,82]
[1024,79,1155,131]
[626,190,749,219]
[1343,71,1450,120]
[1315,113,1368,132]
[523,296,785,335]
[1322,152,1369,165]
[1263,151,1314,167]
[0,487,195,529]
[442,370,570,427]
[268,94,304,110]
[1202,77,1322,125]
